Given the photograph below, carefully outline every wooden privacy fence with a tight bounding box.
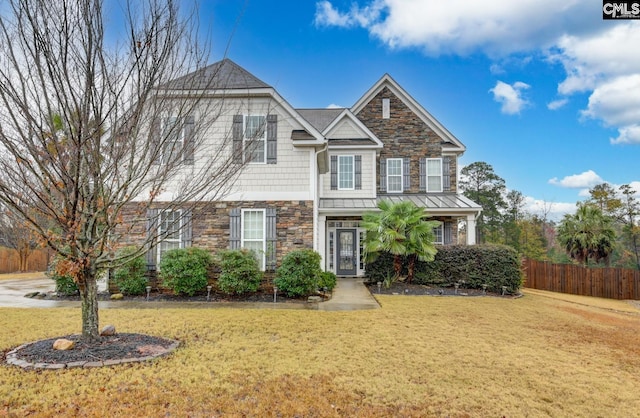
[523,258,640,300]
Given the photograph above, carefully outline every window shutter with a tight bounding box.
[183,116,195,165]
[145,209,159,269]
[354,155,362,190]
[266,114,277,164]
[330,155,337,190]
[150,118,161,165]
[443,156,451,192]
[266,208,277,271]
[379,159,387,192]
[444,221,453,245]
[403,158,410,191]
[229,208,241,249]
[181,209,192,247]
[419,158,426,192]
[232,115,243,164]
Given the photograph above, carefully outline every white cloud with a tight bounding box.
[326,103,343,109]
[548,170,603,188]
[315,1,640,146]
[547,98,568,110]
[489,81,530,114]
[524,197,576,221]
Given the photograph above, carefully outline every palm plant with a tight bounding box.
[362,200,440,283]
[557,203,616,266]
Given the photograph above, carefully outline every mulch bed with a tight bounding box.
[13,333,176,365]
[367,281,516,297]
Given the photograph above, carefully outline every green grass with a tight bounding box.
[1,291,640,417]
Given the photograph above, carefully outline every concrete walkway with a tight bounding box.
[0,276,380,311]
[319,278,380,311]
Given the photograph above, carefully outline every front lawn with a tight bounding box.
[1,291,639,416]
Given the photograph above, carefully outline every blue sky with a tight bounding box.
[170,1,639,219]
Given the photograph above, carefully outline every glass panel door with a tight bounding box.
[336,229,357,275]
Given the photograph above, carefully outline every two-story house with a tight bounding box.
[128,59,481,277]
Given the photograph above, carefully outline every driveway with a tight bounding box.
[0,276,81,308]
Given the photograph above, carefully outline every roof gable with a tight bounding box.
[162,58,271,90]
[351,74,466,152]
[323,110,383,148]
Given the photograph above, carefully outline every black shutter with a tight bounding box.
[229,208,241,249]
[150,118,161,165]
[403,158,410,191]
[419,158,426,192]
[145,209,159,269]
[444,221,453,245]
[183,116,195,165]
[443,156,451,192]
[379,159,387,192]
[266,114,277,164]
[181,209,192,247]
[266,208,277,271]
[232,115,243,164]
[330,155,337,190]
[354,155,362,190]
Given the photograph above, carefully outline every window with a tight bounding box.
[338,155,354,190]
[158,210,182,262]
[242,209,265,269]
[433,224,443,245]
[426,158,443,192]
[162,117,182,164]
[244,115,266,163]
[386,158,403,193]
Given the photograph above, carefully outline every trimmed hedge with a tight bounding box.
[160,247,214,296]
[365,245,523,293]
[275,249,323,297]
[217,249,263,295]
[113,246,148,296]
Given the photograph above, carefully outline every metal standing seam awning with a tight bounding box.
[319,194,482,216]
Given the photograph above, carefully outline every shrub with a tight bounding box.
[113,246,148,295]
[160,247,213,296]
[275,249,322,297]
[318,271,337,291]
[47,256,78,296]
[217,249,263,295]
[366,245,523,293]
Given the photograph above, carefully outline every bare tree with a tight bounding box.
[0,0,243,340]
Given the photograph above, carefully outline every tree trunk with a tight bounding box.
[393,254,402,279]
[407,255,416,283]
[78,269,100,341]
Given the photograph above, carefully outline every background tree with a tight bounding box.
[617,184,640,270]
[0,206,40,271]
[557,203,616,266]
[503,190,525,250]
[0,0,242,340]
[362,200,439,283]
[460,162,506,244]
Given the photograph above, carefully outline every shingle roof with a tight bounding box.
[162,59,270,90]
[297,108,344,132]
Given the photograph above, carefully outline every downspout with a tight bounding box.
[313,141,329,255]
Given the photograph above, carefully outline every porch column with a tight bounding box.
[466,214,477,245]
[318,215,327,270]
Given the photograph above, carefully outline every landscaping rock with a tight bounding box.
[100,325,116,336]
[307,295,322,303]
[53,339,75,351]
[24,292,39,298]
[110,293,124,300]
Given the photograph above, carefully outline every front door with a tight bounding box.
[336,229,357,276]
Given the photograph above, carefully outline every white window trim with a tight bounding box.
[157,209,182,263]
[433,223,444,245]
[241,208,266,270]
[243,115,267,164]
[337,155,355,190]
[386,158,403,193]
[426,158,443,193]
[161,116,186,165]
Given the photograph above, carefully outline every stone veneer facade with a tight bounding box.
[116,200,314,268]
[356,87,458,194]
